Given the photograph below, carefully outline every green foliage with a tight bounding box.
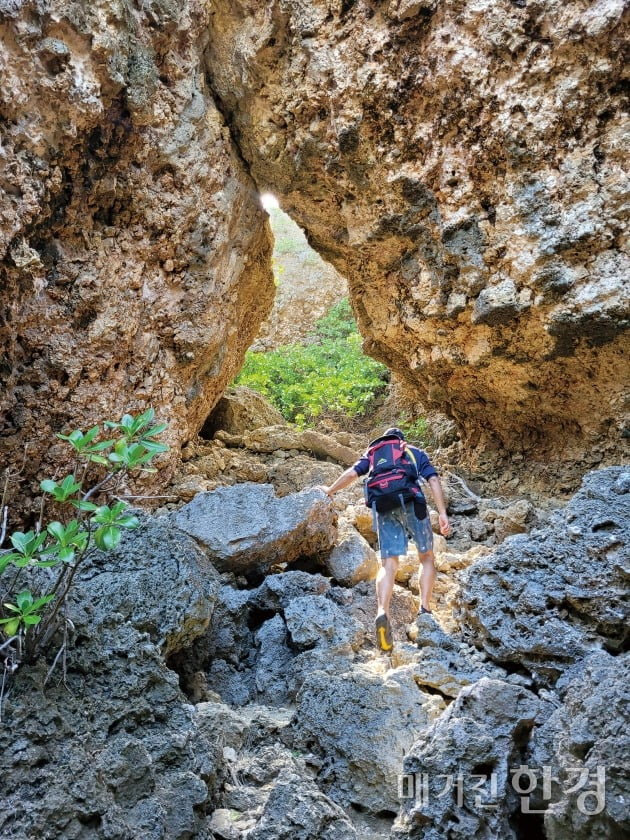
[0,408,169,671]
[236,299,388,426]
[400,416,429,445]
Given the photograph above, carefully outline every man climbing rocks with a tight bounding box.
[322,427,450,652]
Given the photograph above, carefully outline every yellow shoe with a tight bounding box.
[375,614,393,651]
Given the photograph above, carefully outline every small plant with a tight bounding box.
[0,408,169,686]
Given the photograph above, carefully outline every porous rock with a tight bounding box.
[0,0,274,503]
[528,651,630,839]
[456,467,629,684]
[172,484,337,573]
[0,518,222,840]
[394,678,550,839]
[323,518,379,586]
[207,0,629,476]
[290,667,437,813]
[203,385,286,438]
[244,768,358,840]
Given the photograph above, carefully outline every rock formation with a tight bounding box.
[1,427,627,838]
[0,0,274,508]
[2,0,627,506]
[206,0,629,473]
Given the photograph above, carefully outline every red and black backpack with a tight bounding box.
[363,434,425,515]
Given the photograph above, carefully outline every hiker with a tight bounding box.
[321,427,450,652]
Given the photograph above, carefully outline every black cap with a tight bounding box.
[383,427,405,440]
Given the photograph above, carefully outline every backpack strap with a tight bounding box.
[405,445,419,478]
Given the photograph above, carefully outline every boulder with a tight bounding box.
[392,614,523,698]
[455,467,630,684]
[244,769,358,840]
[172,484,337,573]
[268,454,342,496]
[323,518,379,586]
[203,386,286,437]
[72,515,221,657]
[290,667,436,812]
[528,652,630,839]
[284,594,364,651]
[394,679,550,839]
[0,518,222,840]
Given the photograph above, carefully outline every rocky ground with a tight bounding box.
[1,388,627,839]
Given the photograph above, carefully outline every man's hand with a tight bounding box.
[438,513,451,536]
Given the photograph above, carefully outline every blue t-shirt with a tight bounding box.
[352,444,438,481]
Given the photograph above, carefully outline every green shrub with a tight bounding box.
[399,416,429,446]
[0,409,169,677]
[236,300,388,425]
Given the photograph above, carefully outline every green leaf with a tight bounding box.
[31,593,55,610]
[71,500,99,512]
[10,531,31,553]
[47,521,66,542]
[117,515,140,530]
[40,479,58,494]
[144,422,168,437]
[94,525,121,551]
[58,546,75,564]
[16,591,33,611]
[89,439,116,451]
[22,614,42,626]
[139,440,169,455]
[35,557,61,568]
[91,505,113,525]
[88,454,110,466]
[82,425,100,445]
[0,553,14,573]
[0,617,19,636]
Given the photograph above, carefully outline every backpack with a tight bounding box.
[363,435,426,516]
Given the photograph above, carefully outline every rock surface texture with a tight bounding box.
[1,437,628,839]
[206,0,629,476]
[456,467,629,684]
[0,0,274,503]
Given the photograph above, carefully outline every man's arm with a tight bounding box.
[428,475,451,536]
[323,467,360,497]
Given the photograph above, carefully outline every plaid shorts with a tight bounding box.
[376,500,434,559]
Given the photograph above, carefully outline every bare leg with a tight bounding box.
[376,555,399,616]
[418,549,436,612]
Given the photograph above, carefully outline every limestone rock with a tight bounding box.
[203,386,286,437]
[284,594,364,651]
[268,454,342,497]
[206,0,629,476]
[0,520,222,840]
[323,518,379,586]
[244,769,358,840]
[172,484,337,573]
[0,0,275,504]
[290,668,436,813]
[73,514,221,658]
[251,570,331,611]
[528,652,630,839]
[395,678,550,839]
[456,467,630,684]
[239,426,358,466]
[392,615,521,698]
